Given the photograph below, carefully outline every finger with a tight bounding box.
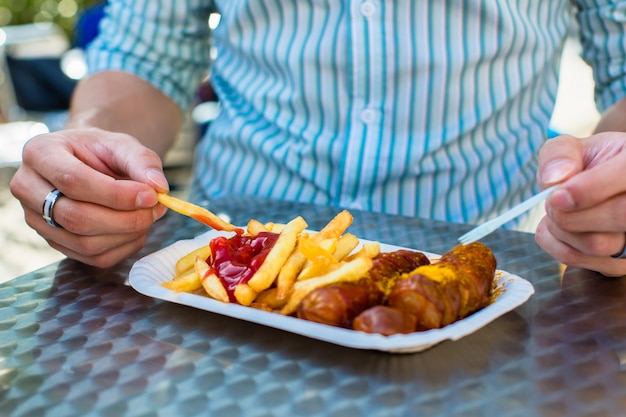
[535,218,626,277]
[22,196,163,269]
[541,134,626,212]
[22,130,169,211]
[25,206,150,255]
[46,232,150,269]
[541,214,624,257]
[12,165,167,236]
[537,135,583,187]
[545,192,626,234]
[23,197,166,237]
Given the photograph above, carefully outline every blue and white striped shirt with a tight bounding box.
[88,0,626,228]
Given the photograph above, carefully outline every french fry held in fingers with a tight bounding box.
[157,193,244,234]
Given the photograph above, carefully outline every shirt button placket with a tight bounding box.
[339,0,381,209]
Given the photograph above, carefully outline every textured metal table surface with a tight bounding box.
[1,196,625,417]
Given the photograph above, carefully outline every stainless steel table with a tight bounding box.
[1,196,624,417]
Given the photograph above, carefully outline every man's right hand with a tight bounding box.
[10,128,170,268]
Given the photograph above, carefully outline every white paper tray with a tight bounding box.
[129,230,534,353]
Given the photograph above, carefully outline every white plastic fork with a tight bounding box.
[458,185,559,245]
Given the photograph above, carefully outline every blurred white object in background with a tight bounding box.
[549,37,601,137]
[0,121,48,166]
[60,47,87,80]
[0,22,70,121]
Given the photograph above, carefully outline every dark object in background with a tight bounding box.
[2,1,106,114]
[74,1,107,49]
[6,55,77,112]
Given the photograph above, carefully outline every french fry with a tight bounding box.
[275,210,353,298]
[175,244,212,276]
[250,302,274,312]
[247,219,270,236]
[276,250,307,299]
[298,236,337,263]
[253,288,288,310]
[345,241,381,261]
[195,257,229,302]
[157,193,243,234]
[296,236,339,281]
[265,222,285,233]
[247,216,308,293]
[296,258,338,281]
[332,233,360,261]
[203,273,230,303]
[163,209,381,321]
[280,257,373,315]
[160,210,498,337]
[315,210,353,240]
[161,268,202,292]
[234,283,257,306]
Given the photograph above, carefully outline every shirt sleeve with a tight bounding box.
[85,0,214,111]
[574,0,626,112]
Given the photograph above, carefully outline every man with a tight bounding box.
[10,1,626,276]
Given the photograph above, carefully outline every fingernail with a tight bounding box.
[136,191,156,208]
[153,205,167,221]
[541,159,576,185]
[552,188,576,210]
[146,169,169,192]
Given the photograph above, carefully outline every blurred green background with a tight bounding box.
[0,0,101,38]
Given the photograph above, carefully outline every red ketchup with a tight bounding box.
[208,232,279,302]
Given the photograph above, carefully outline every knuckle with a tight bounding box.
[8,173,25,200]
[20,136,44,163]
[550,212,576,232]
[58,204,89,233]
[90,237,147,269]
[554,248,581,268]
[89,255,120,269]
[54,167,80,192]
[130,235,148,253]
[125,210,154,232]
[616,199,626,224]
[24,211,40,228]
[73,237,106,258]
[585,234,621,257]
[111,186,132,210]
[601,266,626,278]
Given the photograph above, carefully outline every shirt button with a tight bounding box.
[360,108,379,124]
[360,0,376,18]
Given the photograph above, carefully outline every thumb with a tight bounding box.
[537,135,583,187]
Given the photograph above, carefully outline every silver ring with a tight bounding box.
[42,188,63,228]
[611,240,626,259]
